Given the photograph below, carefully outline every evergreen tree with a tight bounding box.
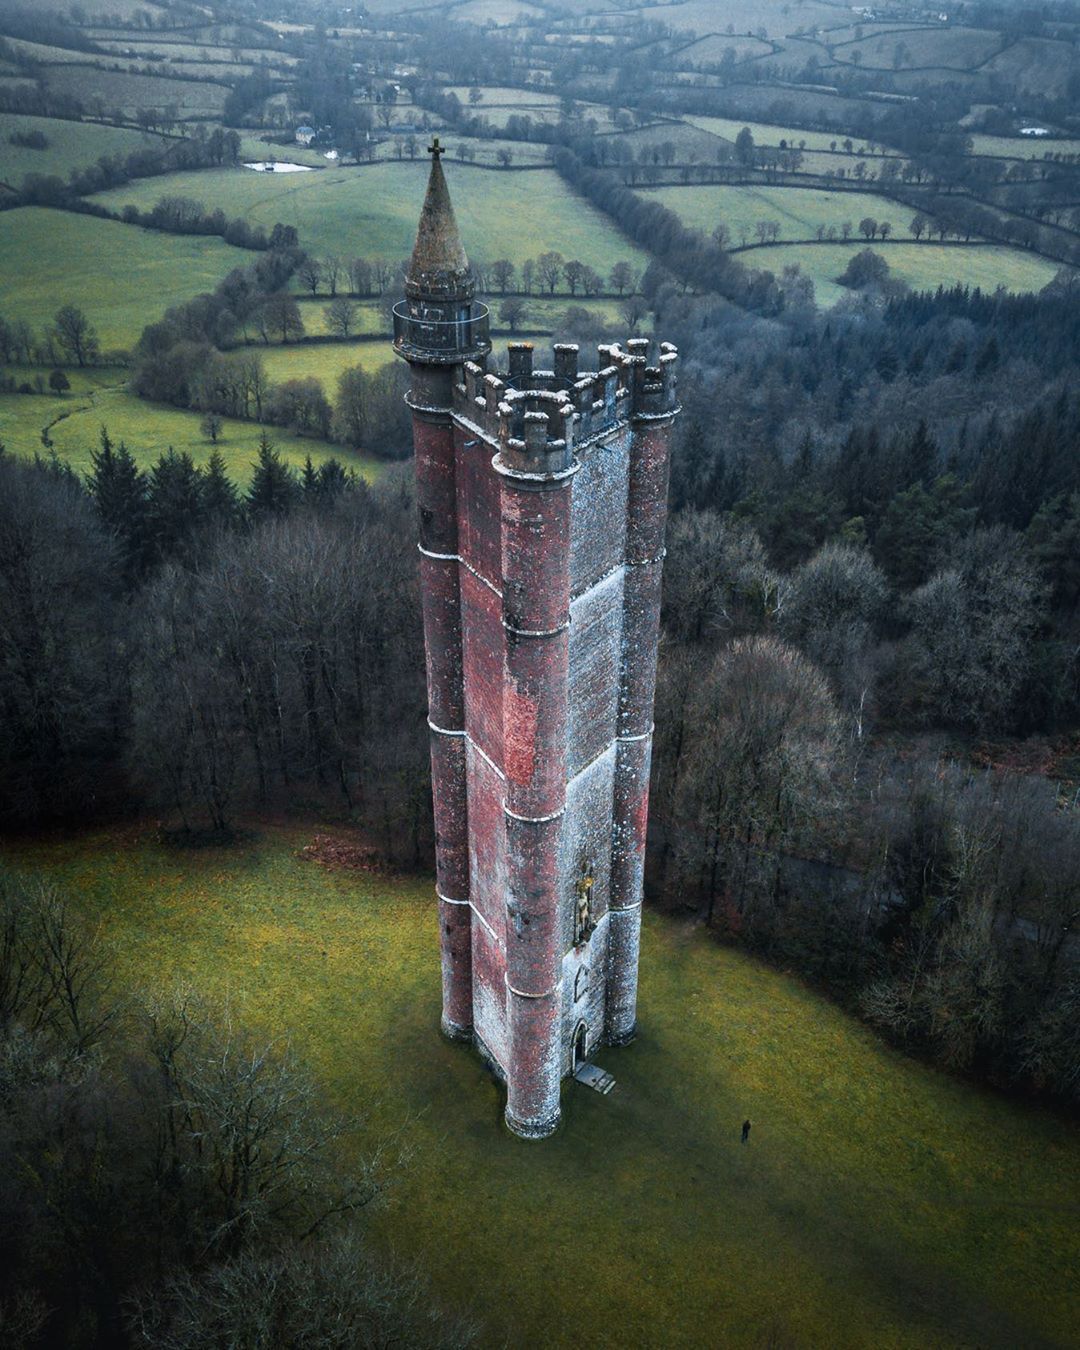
[874,476,974,590]
[317,458,351,502]
[246,432,298,520]
[200,449,239,526]
[1028,493,1080,610]
[301,454,320,503]
[904,420,937,487]
[147,448,204,561]
[88,426,149,581]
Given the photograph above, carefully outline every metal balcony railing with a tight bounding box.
[392,301,491,363]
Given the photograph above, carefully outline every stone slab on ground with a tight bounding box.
[574,1062,616,1094]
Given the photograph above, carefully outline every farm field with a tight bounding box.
[91,163,649,272]
[684,115,896,154]
[433,137,553,166]
[983,36,1076,98]
[94,40,295,65]
[292,299,387,337]
[0,114,172,185]
[445,85,562,109]
[0,208,253,351]
[0,379,380,481]
[609,120,731,162]
[258,340,390,386]
[677,34,775,65]
[831,25,1004,71]
[636,0,841,39]
[643,183,917,244]
[451,0,548,24]
[39,65,231,117]
[62,0,170,17]
[6,823,1079,1349]
[748,241,1061,306]
[968,132,1080,159]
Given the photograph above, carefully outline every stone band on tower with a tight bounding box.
[395,145,679,1138]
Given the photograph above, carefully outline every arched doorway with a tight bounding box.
[572,1021,588,1072]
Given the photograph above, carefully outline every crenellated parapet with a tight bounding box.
[455,338,678,477]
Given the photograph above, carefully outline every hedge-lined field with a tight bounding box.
[0,379,379,481]
[0,114,172,185]
[90,162,649,271]
[0,208,252,351]
[748,240,1061,305]
[642,182,917,243]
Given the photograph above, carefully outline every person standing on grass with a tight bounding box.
[741,1119,751,1144]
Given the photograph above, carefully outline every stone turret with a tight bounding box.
[393,138,490,370]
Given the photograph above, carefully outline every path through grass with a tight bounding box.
[4,825,1078,1349]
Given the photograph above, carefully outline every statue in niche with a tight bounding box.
[574,861,597,946]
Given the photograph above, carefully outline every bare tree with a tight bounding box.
[51,305,99,367]
[782,541,888,730]
[536,250,564,294]
[325,296,358,339]
[498,296,527,333]
[668,637,842,930]
[898,528,1041,730]
[296,255,322,297]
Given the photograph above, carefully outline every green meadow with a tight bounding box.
[258,340,390,386]
[748,241,1061,306]
[968,133,1080,159]
[0,114,172,186]
[91,163,647,271]
[40,65,230,117]
[683,114,892,154]
[0,208,252,351]
[0,380,381,482]
[645,182,919,243]
[5,824,1078,1349]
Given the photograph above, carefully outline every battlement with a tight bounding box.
[455,338,678,477]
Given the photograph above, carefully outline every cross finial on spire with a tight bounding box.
[428,136,443,159]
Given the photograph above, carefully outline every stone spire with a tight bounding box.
[405,138,473,301]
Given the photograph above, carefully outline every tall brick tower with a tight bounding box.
[394,142,678,1138]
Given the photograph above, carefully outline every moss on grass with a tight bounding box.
[4,825,1078,1349]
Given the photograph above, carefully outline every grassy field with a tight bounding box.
[968,133,1080,159]
[258,341,391,386]
[832,26,1003,71]
[637,0,841,39]
[749,241,1061,306]
[293,299,387,337]
[40,65,230,117]
[91,163,648,272]
[445,85,562,109]
[0,208,253,351]
[678,34,775,65]
[0,378,379,481]
[685,116,897,154]
[5,823,1078,1348]
[0,114,173,185]
[644,183,917,245]
[451,0,548,23]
